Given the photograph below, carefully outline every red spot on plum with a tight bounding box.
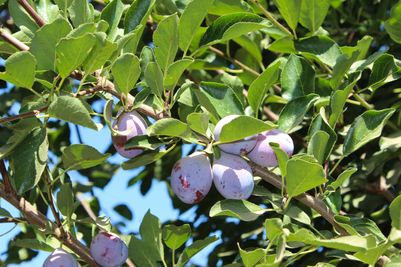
[194,191,203,203]
[173,162,181,172]
[101,247,109,257]
[178,175,189,189]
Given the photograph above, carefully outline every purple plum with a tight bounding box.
[213,115,258,156]
[171,152,213,204]
[90,232,128,267]
[212,152,254,200]
[112,110,147,159]
[247,129,294,168]
[43,248,78,267]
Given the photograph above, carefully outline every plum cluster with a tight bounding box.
[171,115,294,204]
[43,232,128,267]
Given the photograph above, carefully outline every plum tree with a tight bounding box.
[90,232,128,267]
[213,115,257,155]
[212,152,254,200]
[42,248,78,267]
[171,152,213,204]
[247,129,294,168]
[111,110,147,158]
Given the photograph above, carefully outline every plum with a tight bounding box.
[90,232,128,267]
[171,152,213,204]
[43,248,78,267]
[247,129,294,168]
[112,110,147,159]
[213,115,258,156]
[212,152,254,199]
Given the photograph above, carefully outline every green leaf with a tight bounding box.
[328,80,356,127]
[218,115,275,143]
[55,34,96,78]
[186,112,210,136]
[390,195,401,230]
[12,239,54,252]
[239,246,265,267]
[48,96,99,130]
[307,131,330,164]
[114,204,133,220]
[124,0,155,33]
[334,215,386,243]
[30,17,72,71]
[140,210,164,260]
[162,224,191,250]
[154,14,179,71]
[209,0,252,15]
[122,145,176,170]
[83,33,118,74]
[68,0,94,27]
[164,59,194,90]
[278,94,319,132]
[147,118,195,141]
[178,0,214,53]
[9,127,48,194]
[62,144,110,170]
[125,135,164,150]
[343,108,395,155]
[286,154,327,197]
[273,0,301,31]
[57,183,75,218]
[281,55,315,100]
[330,50,360,89]
[209,199,268,222]
[200,13,267,46]
[248,60,281,115]
[295,36,342,67]
[384,1,401,44]
[8,0,39,33]
[176,236,218,267]
[299,0,330,33]
[100,0,124,41]
[0,51,36,88]
[284,202,311,225]
[264,218,283,241]
[112,53,141,95]
[327,167,357,191]
[54,0,73,11]
[0,207,12,218]
[308,112,337,161]
[369,54,401,91]
[144,62,164,97]
[270,143,289,177]
[195,82,243,121]
[129,235,160,266]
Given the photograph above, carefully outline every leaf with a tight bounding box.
[8,0,39,33]
[264,218,283,241]
[0,207,12,218]
[68,0,94,27]
[55,34,96,78]
[139,210,163,260]
[284,202,311,225]
[164,59,194,90]
[162,224,191,250]
[328,80,356,127]
[330,50,360,89]
[369,54,401,91]
[112,53,141,95]
[273,0,301,31]
[384,1,401,44]
[281,55,315,100]
[343,108,395,155]
[62,144,110,170]
[195,82,243,121]
[308,112,337,161]
[83,33,118,74]
[54,0,73,11]
[178,0,214,53]
[299,0,330,33]
[12,239,54,252]
[200,13,267,46]
[9,127,48,194]
[124,0,155,33]
[0,51,36,88]
[285,154,327,197]
[295,36,342,67]
[144,62,164,97]
[248,60,281,115]
[57,183,75,218]
[48,96,99,130]
[100,0,124,41]
[30,17,72,71]
[129,236,161,266]
[327,167,357,191]
[307,131,330,164]
[278,94,319,132]
[186,112,210,136]
[147,118,195,140]
[390,195,401,230]
[209,199,268,221]
[124,135,164,150]
[114,204,133,220]
[334,215,386,243]
[176,236,218,267]
[154,14,179,71]
[239,246,265,267]
[270,143,289,177]
[218,115,275,143]
[122,145,176,170]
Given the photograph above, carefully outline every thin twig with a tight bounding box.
[0,28,29,51]
[0,106,48,125]
[0,160,15,196]
[0,217,26,223]
[17,0,45,26]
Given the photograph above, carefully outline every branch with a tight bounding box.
[0,28,29,51]
[0,184,99,266]
[0,106,48,125]
[0,160,15,195]
[0,217,26,223]
[17,0,45,27]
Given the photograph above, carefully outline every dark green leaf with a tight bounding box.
[384,1,401,44]
[307,131,330,164]
[125,135,165,150]
[299,0,330,33]
[295,36,342,67]
[62,144,110,170]
[273,0,301,31]
[122,145,176,170]
[100,0,124,41]
[114,204,133,220]
[209,199,268,221]
[176,236,218,267]
[112,53,141,95]
[0,51,36,88]
[144,62,164,96]
[124,0,155,33]
[162,224,191,250]
[328,167,357,191]
[164,59,194,90]
[57,183,75,218]
[154,14,179,71]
